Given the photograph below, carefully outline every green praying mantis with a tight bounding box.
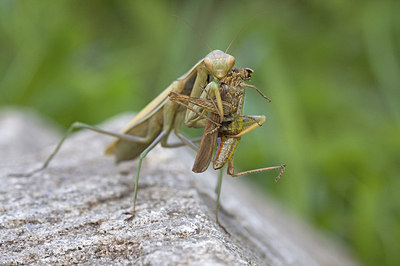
[11,44,285,224]
[169,67,285,224]
[10,50,234,210]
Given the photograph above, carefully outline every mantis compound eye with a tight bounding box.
[226,55,235,71]
[204,57,213,71]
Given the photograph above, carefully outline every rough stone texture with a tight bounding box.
[0,108,358,265]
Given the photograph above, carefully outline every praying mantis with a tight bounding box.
[11,49,241,219]
[169,67,285,224]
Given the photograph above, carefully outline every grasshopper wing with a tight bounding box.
[192,112,219,173]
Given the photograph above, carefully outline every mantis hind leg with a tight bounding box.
[214,168,229,234]
[9,121,152,178]
[126,130,167,220]
[127,111,202,219]
[161,136,202,149]
[170,110,200,151]
[215,168,223,225]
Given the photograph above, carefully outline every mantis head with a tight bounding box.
[204,50,235,80]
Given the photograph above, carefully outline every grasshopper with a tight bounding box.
[11,49,238,218]
[169,68,285,224]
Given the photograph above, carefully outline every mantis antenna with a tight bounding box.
[225,14,265,53]
[172,15,214,55]
[225,24,248,54]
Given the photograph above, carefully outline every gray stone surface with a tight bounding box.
[0,108,358,265]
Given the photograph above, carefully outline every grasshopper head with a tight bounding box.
[204,50,235,80]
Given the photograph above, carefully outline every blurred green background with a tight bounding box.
[1,1,399,265]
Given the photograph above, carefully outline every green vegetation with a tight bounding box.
[1,1,399,265]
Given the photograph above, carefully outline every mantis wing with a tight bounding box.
[105,58,205,162]
[121,56,205,133]
[105,109,164,162]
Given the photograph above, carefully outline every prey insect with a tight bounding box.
[11,49,238,218]
[169,68,286,224]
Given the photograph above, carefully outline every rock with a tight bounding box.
[0,108,358,265]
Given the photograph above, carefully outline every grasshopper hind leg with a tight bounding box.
[227,156,286,182]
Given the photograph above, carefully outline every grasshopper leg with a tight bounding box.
[221,115,286,181]
[226,115,266,138]
[227,157,286,182]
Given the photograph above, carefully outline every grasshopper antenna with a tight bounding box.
[243,83,272,102]
[172,15,214,55]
